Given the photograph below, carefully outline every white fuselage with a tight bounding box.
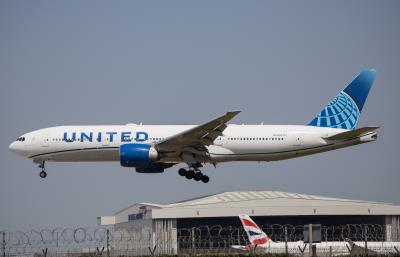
[9,124,376,164]
[246,240,400,255]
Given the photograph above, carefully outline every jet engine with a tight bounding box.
[120,144,158,167]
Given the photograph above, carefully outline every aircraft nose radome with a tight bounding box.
[9,142,17,153]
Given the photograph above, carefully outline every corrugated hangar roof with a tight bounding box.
[101,191,400,225]
[167,191,370,206]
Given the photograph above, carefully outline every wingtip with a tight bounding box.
[361,68,376,74]
[227,110,241,115]
[363,125,381,130]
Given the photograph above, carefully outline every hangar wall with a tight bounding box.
[112,214,178,255]
[100,191,400,255]
[386,215,400,242]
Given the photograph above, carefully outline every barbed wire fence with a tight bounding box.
[1,224,399,256]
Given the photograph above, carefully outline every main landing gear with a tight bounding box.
[37,161,47,178]
[178,168,209,183]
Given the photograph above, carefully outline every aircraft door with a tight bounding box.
[291,133,303,146]
[214,137,223,146]
[23,135,35,147]
[41,134,50,147]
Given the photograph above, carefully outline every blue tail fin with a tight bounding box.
[308,69,376,130]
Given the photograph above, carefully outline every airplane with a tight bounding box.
[232,214,354,254]
[232,213,311,253]
[232,214,400,255]
[231,213,274,251]
[9,69,379,182]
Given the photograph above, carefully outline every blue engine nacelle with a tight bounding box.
[120,144,159,168]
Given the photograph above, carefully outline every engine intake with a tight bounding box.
[120,144,158,167]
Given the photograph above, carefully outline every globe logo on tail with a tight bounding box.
[308,91,360,130]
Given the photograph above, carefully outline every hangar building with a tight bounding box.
[98,191,400,255]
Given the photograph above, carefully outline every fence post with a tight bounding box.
[56,231,59,248]
[325,228,328,242]
[308,224,313,257]
[106,228,110,257]
[191,227,194,254]
[2,232,5,257]
[364,225,368,256]
[284,226,288,254]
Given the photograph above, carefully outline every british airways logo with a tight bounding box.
[63,131,149,143]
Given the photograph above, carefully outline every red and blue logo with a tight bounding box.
[240,215,270,245]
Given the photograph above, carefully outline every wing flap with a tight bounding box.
[324,126,380,141]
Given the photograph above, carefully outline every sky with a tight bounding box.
[1,0,399,230]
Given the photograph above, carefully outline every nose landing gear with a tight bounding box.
[178,168,209,183]
[37,161,47,178]
[39,170,47,178]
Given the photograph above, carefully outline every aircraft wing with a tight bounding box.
[155,111,240,152]
[324,126,380,141]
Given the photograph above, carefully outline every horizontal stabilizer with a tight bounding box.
[324,126,380,141]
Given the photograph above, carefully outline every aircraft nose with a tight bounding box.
[9,142,20,154]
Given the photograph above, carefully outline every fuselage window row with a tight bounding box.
[226,137,284,141]
[52,137,167,142]
[48,137,284,142]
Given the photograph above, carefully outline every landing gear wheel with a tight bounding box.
[180,164,210,183]
[193,172,202,181]
[36,161,47,178]
[39,171,47,178]
[178,168,187,176]
[185,170,195,179]
[201,175,210,183]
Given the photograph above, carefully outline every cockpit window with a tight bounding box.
[16,137,25,141]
